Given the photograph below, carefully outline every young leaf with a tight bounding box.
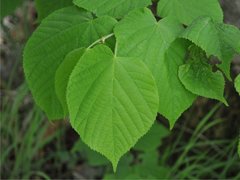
[114,8,187,126]
[35,0,72,21]
[55,48,86,116]
[178,56,228,105]
[67,45,159,171]
[134,122,169,152]
[73,0,152,19]
[23,7,117,120]
[180,17,240,79]
[157,0,223,25]
[234,74,240,95]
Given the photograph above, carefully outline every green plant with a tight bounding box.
[71,104,240,179]
[23,0,240,170]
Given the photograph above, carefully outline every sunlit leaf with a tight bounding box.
[67,45,159,171]
[24,7,117,119]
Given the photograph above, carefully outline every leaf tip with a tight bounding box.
[111,159,119,173]
[222,98,229,107]
[169,121,175,130]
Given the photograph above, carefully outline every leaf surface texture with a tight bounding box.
[67,45,159,170]
[24,7,117,119]
[157,0,223,25]
[73,0,151,18]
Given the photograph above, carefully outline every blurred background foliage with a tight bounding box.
[0,0,240,179]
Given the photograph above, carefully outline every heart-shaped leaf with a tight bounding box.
[67,45,159,171]
[23,7,117,119]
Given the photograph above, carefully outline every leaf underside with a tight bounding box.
[67,45,159,171]
[134,122,169,152]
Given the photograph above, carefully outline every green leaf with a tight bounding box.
[114,8,187,126]
[134,122,169,152]
[178,54,228,105]
[157,0,223,25]
[104,154,134,179]
[35,0,72,21]
[67,45,159,171]
[55,48,86,116]
[156,40,197,128]
[235,74,240,95]
[0,0,24,19]
[73,0,152,18]
[23,7,117,120]
[135,151,170,179]
[180,17,240,79]
[71,139,109,166]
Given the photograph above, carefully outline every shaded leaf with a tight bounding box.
[178,54,227,105]
[35,0,72,21]
[104,154,134,179]
[55,48,86,116]
[136,151,170,179]
[71,139,109,166]
[181,17,240,79]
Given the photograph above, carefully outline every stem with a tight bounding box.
[114,42,118,57]
[87,33,114,49]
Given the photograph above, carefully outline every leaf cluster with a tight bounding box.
[23,0,240,170]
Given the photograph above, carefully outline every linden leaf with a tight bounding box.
[23,7,117,119]
[134,122,169,152]
[180,17,240,80]
[35,0,72,21]
[73,0,152,18]
[114,8,192,127]
[178,57,228,105]
[157,40,197,128]
[55,48,86,116]
[67,45,159,171]
[157,0,223,25]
